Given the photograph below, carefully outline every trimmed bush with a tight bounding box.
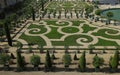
[62,53,72,71]
[16,51,25,71]
[78,51,86,72]
[92,54,104,72]
[109,50,119,72]
[30,54,40,71]
[95,9,102,16]
[45,50,52,71]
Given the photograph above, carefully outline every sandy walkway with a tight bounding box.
[0,71,119,75]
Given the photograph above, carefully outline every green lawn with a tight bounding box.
[52,34,93,46]
[45,26,64,39]
[19,33,46,46]
[46,1,93,11]
[92,29,120,39]
[28,24,47,34]
[62,27,79,33]
[71,20,85,26]
[62,2,74,7]
[94,38,118,46]
[62,2,74,10]
[45,20,69,26]
[82,24,96,33]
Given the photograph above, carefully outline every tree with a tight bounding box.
[16,41,23,50]
[11,53,15,59]
[78,51,86,72]
[0,53,11,70]
[4,20,12,46]
[106,12,113,18]
[51,53,56,60]
[109,56,112,69]
[16,50,25,71]
[62,53,72,71]
[0,21,5,40]
[64,45,69,53]
[73,52,78,60]
[27,46,32,53]
[94,0,99,5]
[95,9,102,16]
[92,54,104,72]
[0,11,5,19]
[51,52,56,65]
[45,50,52,71]
[38,45,44,53]
[77,47,80,53]
[106,12,113,24]
[88,45,94,54]
[10,13,18,22]
[30,54,40,71]
[109,50,119,72]
[85,5,94,15]
[41,0,44,11]
[31,7,35,21]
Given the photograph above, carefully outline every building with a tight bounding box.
[0,0,23,9]
[0,0,23,19]
[0,0,6,9]
[89,0,119,4]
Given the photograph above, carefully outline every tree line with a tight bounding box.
[0,49,119,73]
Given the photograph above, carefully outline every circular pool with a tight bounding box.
[101,8,120,21]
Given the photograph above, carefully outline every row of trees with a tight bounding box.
[0,0,36,46]
[0,20,12,46]
[0,50,119,72]
[0,0,50,46]
[31,4,94,20]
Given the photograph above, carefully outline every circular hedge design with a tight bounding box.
[61,27,79,33]
[28,25,47,34]
[45,20,69,26]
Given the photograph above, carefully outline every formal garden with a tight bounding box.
[17,20,120,49]
[41,0,94,19]
[0,0,120,74]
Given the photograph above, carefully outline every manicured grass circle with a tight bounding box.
[62,27,79,33]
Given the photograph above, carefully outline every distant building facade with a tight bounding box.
[0,0,23,9]
[0,0,5,9]
[89,0,119,4]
